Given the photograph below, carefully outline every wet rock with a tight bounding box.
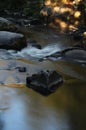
[26,70,63,96]
[0,31,27,50]
[46,52,62,61]
[62,48,86,63]
[27,39,41,49]
[16,67,27,72]
[0,17,17,31]
[0,17,10,23]
[46,47,86,64]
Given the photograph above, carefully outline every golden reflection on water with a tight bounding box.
[0,75,86,130]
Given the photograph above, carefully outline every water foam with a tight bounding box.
[17,44,61,59]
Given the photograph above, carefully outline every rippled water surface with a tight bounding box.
[0,27,86,130]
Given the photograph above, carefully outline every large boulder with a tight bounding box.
[46,47,86,64]
[26,70,63,96]
[62,48,86,64]
[0,17,17,31]
[0,31,27,50]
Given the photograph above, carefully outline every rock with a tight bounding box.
[0,17,10,23]
[26,70,63,96]
[16,67,27,72]
[0,17,17,31]
[0,31,27,50]
[46,52,62,61]
[62,48,86,63]
[46,47,86,64]
[27,39,42,49]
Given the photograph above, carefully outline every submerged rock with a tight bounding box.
[0,31,27,50]
[26,70,63,96]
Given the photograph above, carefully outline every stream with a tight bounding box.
[0,27,86,130]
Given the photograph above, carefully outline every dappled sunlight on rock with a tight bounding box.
[74,11,81,18]
[40,0,86,33]
[83,32,86,37]
[60,21,68,32]
[52,6,60,14]
[54,18,68,32]
[40,9,48,16]
[45,0,51,6]
[74,20,80,26]
[60,7,74,14]
[45,0,57,6]
[68,24,77,31]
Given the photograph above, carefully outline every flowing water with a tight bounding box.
[0,27,86,130]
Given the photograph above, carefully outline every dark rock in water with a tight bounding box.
[0,31,27,50]
[27,39,41,49]
[46,47,86,64]
[31,43,41,49]
[16,67,27,72]
[62,47,86,63]
[26,70,63,96]
[0,17,17,31]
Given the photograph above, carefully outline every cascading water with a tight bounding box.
[0,43,61,60]
[17,43,61,59]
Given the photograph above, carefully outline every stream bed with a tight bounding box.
[0,27,86,130]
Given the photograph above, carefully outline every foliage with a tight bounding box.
[0,0,86,18]
[40,0,86,32]
[23,1,42,17]
[0,0,27,11]
[0,0,45,17]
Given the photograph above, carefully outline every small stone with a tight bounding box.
[16,67,27,72]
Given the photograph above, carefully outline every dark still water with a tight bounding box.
[0,28,86,130]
